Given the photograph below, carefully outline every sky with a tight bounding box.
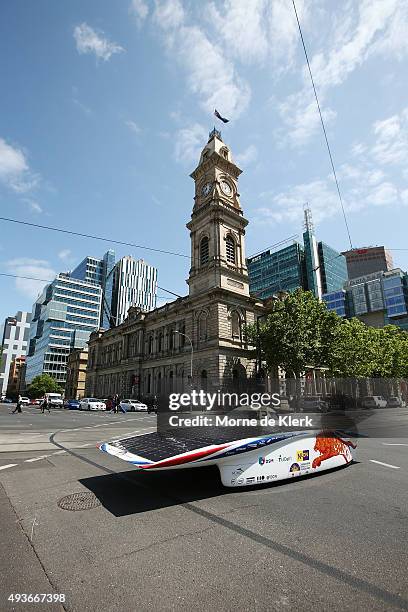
[1,0,408,325]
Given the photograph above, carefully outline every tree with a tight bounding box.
[27,374,63,398]
[247,289,341,379]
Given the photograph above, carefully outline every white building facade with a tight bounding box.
[0,311,32,396]
[112,257,157,326]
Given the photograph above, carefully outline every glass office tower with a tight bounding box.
[25,275,102,385]
[247,208,347,300]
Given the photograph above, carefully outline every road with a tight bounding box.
[1,404,407,612]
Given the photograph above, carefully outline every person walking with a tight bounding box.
[12,395,23,414]
[40,397,50,414]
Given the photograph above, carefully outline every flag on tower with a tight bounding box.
[214,109,229,123]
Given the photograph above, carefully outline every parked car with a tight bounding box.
[29,398,42,405]
[64,399,81,410]
[20,397,30,406]
[299,397,328,413]
[386,396,404,408]
[1,397,13,403]
[361,396,387,409]
[119,399,148,412]
[80,398,106,411]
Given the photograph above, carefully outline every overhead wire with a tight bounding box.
[0,216,189,259]
[292,0,353,250]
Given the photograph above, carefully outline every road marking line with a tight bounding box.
[25,456,50,463]
[0,464,17,471]
[370,459,400,469]
[382,443,408,446]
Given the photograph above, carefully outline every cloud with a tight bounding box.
[129,0,149,24]
[23,198,43,213]
[371,108,408,166]
[236,144,258,166]
[174,123,207,165]
[0,137,39,193]
[5,258,55,301]
[58,249,72,262]
[125,120,142,135]
[73,23,124,62]
[277,0,408,147]
[208,0,305,71]
[153,0,250,118]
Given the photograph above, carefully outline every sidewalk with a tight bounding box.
[0,483,64,611]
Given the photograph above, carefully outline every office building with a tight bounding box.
[111,257,157,326]
[247,243,305,300]
[342,246,393,280]
[6,355,26,397]
[70,249,116,328]
[247,207,347,300]
[323,268,408,330]
[25,275,102,386]
[71,250,157,327]
[65,347,88,399]
[0,311,32,396]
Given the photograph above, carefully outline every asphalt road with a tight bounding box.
[1,404,407,612]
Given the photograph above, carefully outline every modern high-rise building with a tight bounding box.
[247,207,347,300]
[70,250,156,327]
[111,257,157,325]
[342,246,393,280]
[25,274,102,386]
[0,311,32,396]
[323,268,408,330]
[70,249,116,328]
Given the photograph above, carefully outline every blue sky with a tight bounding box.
[1,0,408,324]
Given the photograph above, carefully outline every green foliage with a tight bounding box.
[27,374,63,398]
[247,289,340,377]
[248,290,408,379]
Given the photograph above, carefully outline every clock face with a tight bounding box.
[201,182,212,197]
[221,180,232,196]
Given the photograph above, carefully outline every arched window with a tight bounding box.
[158,332,163,353]
[226,235,236,264]
[231,311,241,338]
[200,236,209,266]
[148,335,153,354]
[198,312,207,341]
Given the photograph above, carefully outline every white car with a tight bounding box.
[20,397,30,405]
[80,398,106,411]
[361,395,387,409]
[119,399,148,412]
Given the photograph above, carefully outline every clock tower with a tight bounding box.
[187,128,250,297]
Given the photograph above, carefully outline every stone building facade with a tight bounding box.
[86,129,264,399]
[65,348,88,399]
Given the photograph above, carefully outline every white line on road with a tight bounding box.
[25,456,50,463]
[370,459,400,469]
[0,464,18,471]
[382,443,408,446]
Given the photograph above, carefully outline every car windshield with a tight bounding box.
[88,398,99,402]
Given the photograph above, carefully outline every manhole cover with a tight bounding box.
[58,492,101,511]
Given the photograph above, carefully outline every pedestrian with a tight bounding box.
[40,397,50,414]
[106,397,113,412]
[12,395,23,414]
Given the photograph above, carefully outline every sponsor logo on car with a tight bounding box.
[258,456,274,465]
[256,475,266,482]
[246,476,255,484]
[300,462,311,471]
[232,467,245,475]
[237,478,244,485]
[296,450,310,462]
[289,462,301,474]
[266,474,278,481]
[278,455,292,462]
